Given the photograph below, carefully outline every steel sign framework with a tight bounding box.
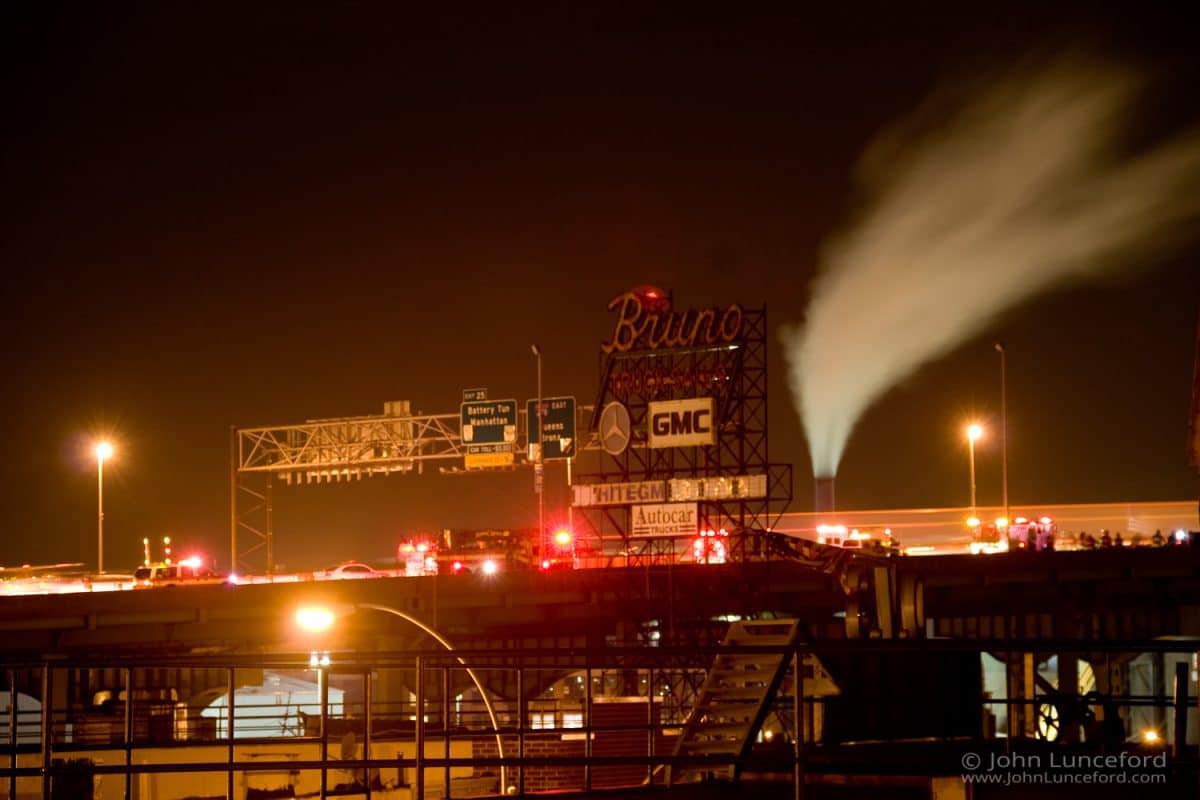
[579,301,793,564]
[238,411,465,479]
[232,406,468,573]
[231,403,596,574]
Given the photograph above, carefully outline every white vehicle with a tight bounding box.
[320,561,383,580]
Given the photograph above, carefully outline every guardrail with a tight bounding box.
[3,638,1199,798]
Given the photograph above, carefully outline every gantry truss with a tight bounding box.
[231,404,598,574]
[236,410,465,483]
[231,409,461,574]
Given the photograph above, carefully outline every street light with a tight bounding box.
[531,343,544,559]
[94,441,114,574]
[995,342,1009,526]
[294,602,509,793]
[966,424,983,521]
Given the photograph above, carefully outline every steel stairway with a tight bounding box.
[666,618,799,785]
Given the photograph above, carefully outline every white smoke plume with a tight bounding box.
[786,56,1200,479]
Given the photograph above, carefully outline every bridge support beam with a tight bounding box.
[1006,652,1035,739]
[1057,652,1079,743]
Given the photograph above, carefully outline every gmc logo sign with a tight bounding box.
[648,398,716,448]
[651,409,711,437]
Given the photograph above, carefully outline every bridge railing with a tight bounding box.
[3,638,1199,797]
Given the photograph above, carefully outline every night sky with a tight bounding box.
[2,4,1197,572]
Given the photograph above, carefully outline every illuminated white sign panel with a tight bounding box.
[631,503,699,538]
[648,398,715,448]
[573,474,767,506]
[669,474,768,501]
[573,480,667,507]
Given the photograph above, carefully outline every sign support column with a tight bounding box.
[531,344,544,557]
[527,393,577,554]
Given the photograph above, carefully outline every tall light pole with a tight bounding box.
[966,424,983,521]
[531,344,545,558]
[995,342,1009,526]
[94,441,113,574]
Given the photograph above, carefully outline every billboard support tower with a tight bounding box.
[577,288,792,566]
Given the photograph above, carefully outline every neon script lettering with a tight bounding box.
[601,291,743,354]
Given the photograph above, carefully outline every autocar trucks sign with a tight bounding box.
[631,503,699,538]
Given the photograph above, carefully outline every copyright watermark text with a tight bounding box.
[960,751,1168,786]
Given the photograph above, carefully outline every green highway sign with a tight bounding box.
[461,399,517,468]
[527,396,577,460]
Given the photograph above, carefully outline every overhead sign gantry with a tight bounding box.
[230,397,590,574]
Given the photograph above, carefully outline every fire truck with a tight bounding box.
[692,528,729,564]
[403,529,537,576]
[968,517,1009,555]
[1007,516,1057,552]
[539,529,578,571]
[399,528,580,576]
[397,539,439,576]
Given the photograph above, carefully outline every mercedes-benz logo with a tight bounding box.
[599,401,631,456]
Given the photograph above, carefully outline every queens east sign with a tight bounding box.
[648,398,715,448]
[631,503,699,538]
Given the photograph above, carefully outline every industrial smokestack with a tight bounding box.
[785,56,1200,482]
[814,477,836,515]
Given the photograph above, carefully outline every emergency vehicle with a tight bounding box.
[816,524,862,549]
[134,557,223,588]
[397,539,439,576]
[539,529,578,571]
[133,538,224,588]
[432,529,535,575]
[816,524,900,554]
[692,528,729,564]
[1007,516,1057,552]
[968,517,1009,555]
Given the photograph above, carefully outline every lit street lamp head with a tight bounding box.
[295,606,337,634]
[966,423,983,442]
[94,441,113,462]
